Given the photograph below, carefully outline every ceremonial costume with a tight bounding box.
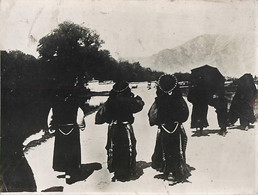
[95,81,144,181]
[148,74,191,183]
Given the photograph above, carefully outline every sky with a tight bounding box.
[0,0,257,74]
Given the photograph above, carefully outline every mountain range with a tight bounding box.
[128,34,256,77]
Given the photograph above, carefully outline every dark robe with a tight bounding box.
[188,68,228,132]
[95,92,144,179]
[187,87,209,128]
[148,87,190,182]
[105,123,137,178]
[210,94,228,130]
[50,96,84,174]
[228,74,257,127]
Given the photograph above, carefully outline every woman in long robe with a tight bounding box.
[187,86,209,135]
[228,74,257,130]
[48,89,85,179]
[95,81,144,181]
[148,74,191,184]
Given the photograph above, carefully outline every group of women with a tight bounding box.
[95,74,191,183]
[48,73,256,185]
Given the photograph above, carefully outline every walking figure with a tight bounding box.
[188,65,228,136]
[95,81,144,181]
[228,73,257,130]
[187,77,209,135]
[48,88,85,182]
[148,74,191,185]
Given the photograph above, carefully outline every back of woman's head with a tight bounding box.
[156,74,182,99]
[109,80,132,98]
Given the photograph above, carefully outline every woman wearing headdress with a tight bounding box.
[228,73,257,130]
[148,74,191,184]
[48,87,85,182]
[95,80,144,181]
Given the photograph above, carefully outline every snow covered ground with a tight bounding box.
[24,82,257,194]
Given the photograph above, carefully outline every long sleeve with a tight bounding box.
[77,107,86,129]
[95,103,109,124]
[47,108,53,129]
[148,101,158,126]
[176,98,189,123]
[131,95,145,113]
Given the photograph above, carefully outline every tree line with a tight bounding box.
[1,21,167,141]
[36,21,164,86]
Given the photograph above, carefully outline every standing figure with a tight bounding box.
[148,74,191,184]
[48,88,85,181]
[228,73,257,130]
[95,81,144,181]
[187,78,209,135]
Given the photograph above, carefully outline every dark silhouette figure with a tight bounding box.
[48,88,86,182]
[1,91,38,192]
[95,80,144,182]
[228,73,257,130]
[1,140,37,192]
[189,65,228,136]
[1,88,44,192]
[187,78,209,135]
[209,91,228,136]
[148,74,191,185]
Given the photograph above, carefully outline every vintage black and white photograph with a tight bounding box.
[1,0,257,194]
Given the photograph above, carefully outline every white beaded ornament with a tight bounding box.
[157,74,178,95]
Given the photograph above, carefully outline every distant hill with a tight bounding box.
[128,34,255,77]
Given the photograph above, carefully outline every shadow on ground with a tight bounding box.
[129,161,152,181]
[66,162,102,185]
[115,161,151,182]
[191,129,221,137]
[228,124,255,131]
[154,164,195,186]
[41,186,64,192]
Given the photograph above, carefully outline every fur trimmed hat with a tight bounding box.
[112,80,129,93]
[157,74,178,95]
